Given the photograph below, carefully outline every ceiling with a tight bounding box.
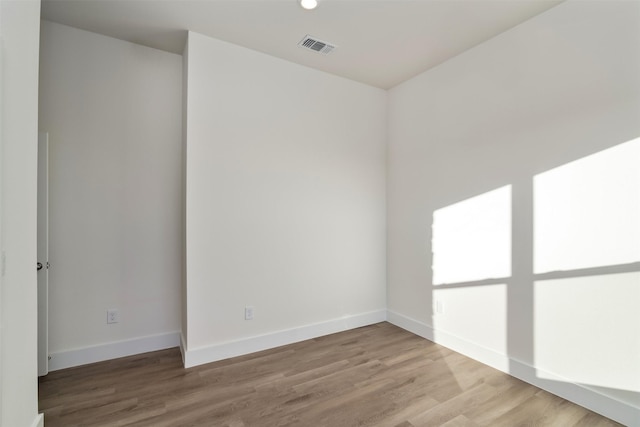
[41,0,564,89]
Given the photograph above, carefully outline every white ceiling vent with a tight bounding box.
[298,35,336,55]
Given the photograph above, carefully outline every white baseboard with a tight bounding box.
[508,358,640,427]
[44,310,638,425]
[386,310,640,427]
[48,331,181,371]
[183,309,387,368]
[32,413,44,427]
[386,310,510,372]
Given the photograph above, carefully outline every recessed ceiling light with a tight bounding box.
[300,0,318,10]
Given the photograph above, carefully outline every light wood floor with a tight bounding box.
[39,322,621,427]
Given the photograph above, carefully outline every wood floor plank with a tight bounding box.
[38,322,623,427]
[462,379,538,425]
[439,415,481,427]
[408,383,500,427]
[575,411,626,427]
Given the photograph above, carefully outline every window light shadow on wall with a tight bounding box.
[534,137,640,274]
[431,185,512,370]
[534,272,640,392]
[533,137,640,393]
[432,185,512,285]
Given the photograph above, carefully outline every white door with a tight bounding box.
[37,132,49,377]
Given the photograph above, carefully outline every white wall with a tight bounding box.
[387,0,640,424]
[0,0,43,426]
[38,21,183,367]
[183,32,387,364]
[28,2,639,423]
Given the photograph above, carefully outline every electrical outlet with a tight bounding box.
[435,300,444,315]
[245,306,254,320]
[107,309,119,324]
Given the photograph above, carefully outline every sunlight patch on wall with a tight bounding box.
[432,186,511,285]
[433,284,508,357]
[534,272,640,392]
[534,138,640,274]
